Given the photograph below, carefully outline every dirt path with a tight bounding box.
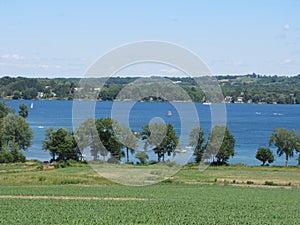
[0,195,149,201]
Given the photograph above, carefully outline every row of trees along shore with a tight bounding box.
[0,101,299,166]
[1,74,300,104]
[43,117,300,166]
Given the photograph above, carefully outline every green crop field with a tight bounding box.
[0,184,299,224]
[0,163,300,224]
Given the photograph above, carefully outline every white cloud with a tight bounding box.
[225,61,242,66]
[283,23,291,30]
[281,59,292,65]
[38,64,50,69]
[1,54,25,60]
[160,68,181,74]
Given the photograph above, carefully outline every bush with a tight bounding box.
[36,163,44,170]
[265,181,276,186]
[54,161,70,169]
[107,157,120,164]
[256,147,274,166]
[0,151,14,163]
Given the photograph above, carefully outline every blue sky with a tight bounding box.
[0,0,299,77]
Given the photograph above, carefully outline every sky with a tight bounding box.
[0,0,299,78]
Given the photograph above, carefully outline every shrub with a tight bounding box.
[265,181,276,186]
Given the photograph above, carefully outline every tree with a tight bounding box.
[76,118,125,161]
[18,103,29,118]
[142,123,178,162]
[189,126,205,163]
[43,128,80,161]
[206,125,235,165]
[95,118,124,161]
[0,102,13,119]
[75,118,102,160]
[269,128,300,166]
[135,152,149,164]
[0,114,33,162]
[114,124,138,162]
[256,147,274,166]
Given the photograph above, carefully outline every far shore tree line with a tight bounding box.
[0,101,299,166]
[1,74,300,104]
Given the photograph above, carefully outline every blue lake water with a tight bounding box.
[3,100,300,166]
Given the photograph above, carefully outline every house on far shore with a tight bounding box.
[224,96,233,103]
[236,96,244,103]
[37,92,44,98]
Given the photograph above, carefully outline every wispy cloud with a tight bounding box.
[273,34,286,39]
[160,68,181,74]
[1,54,25,60]
[283,23,291,30]
[226,61,243,66]
[280,58,292,65]
[17,63,62,70]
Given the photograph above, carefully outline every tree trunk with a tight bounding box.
[285,154,288,167]
[126,147,129,162]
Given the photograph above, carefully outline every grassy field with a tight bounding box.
[0,162,299,224]
[0,161,299,187]
[175,164,300,186]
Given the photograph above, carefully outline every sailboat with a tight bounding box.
[30,102,34,109]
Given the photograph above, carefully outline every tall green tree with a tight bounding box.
[114,124,138,162]
[18,103,29,118]
[75,118,102,160]
[269,128,300,166]
[142,123,178,162]
[0,102,13,119]
[255,147,274,166]
[95,118,124,161]
[189,127,205,163]
[206,125,235,165]
[43,128,80,161]
[0,114,33,162]
[76,118,124,161]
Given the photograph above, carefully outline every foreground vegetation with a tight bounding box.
[0,162,299,224]
[0,182,299,224]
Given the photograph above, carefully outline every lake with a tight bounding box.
[3,100,300,166]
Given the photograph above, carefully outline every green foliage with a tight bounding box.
[206,125,235,165]
[269,128,300,166]
[18,103,29,118]
[2,75,300,103]
[0,102,14,119]
[95,118,124,161]
[76,118,124,161]
[189,126,205,163]
[43,128,81,161]
[142,123,178,162]
[256,147,274,166]
[114,124,138,162]
[0,112,33,163]
[135,151,149,164]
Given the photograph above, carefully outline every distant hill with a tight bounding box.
[0,74,299,104]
